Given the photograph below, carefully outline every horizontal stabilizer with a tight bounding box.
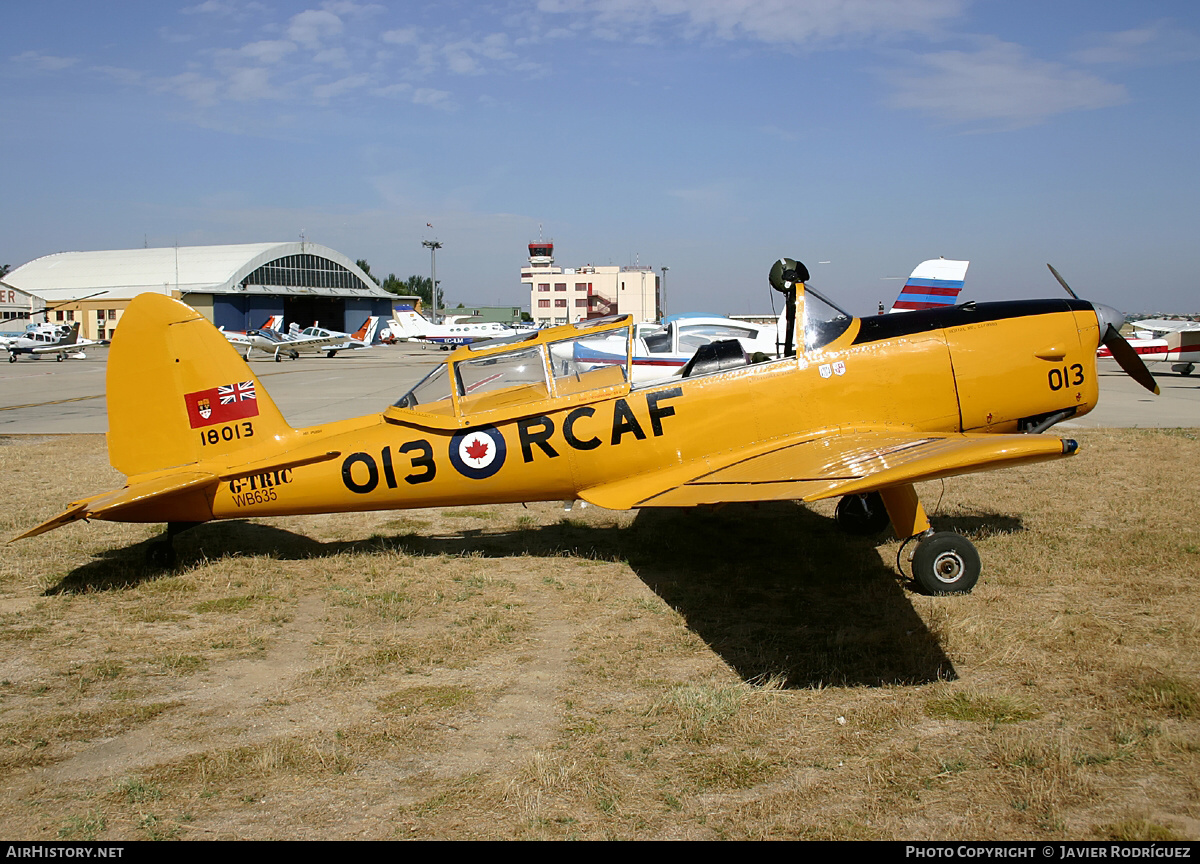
[12,471,219,540]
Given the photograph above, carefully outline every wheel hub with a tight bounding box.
[933,551,964,583]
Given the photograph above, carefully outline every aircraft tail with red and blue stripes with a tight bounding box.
[889,259,969,313]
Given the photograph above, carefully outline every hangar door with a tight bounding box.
[285,297,345,332]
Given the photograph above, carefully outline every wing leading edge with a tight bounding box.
[580,430,1078,510]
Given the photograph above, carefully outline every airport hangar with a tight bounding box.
[2,242,396,341]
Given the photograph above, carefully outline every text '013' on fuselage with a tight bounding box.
[15,259,1157,594]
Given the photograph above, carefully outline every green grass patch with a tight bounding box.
[1129,677,1197,719]
[377,685,474,715]
[190,594,273,614]
[926,691,1040,725]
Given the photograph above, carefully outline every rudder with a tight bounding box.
[107,294,293,477]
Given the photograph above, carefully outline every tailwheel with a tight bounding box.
[911,532,980,595]
[146,540,176,569]
[835,492,890,536]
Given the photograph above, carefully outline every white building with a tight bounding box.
[522,242,660,327]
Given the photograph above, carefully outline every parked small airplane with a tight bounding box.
[283,317,380,357]
[1098,318,1200,376]
[15,259,1157,596]
[1,322,105,362]
[389,305,514,347]
[568,315,785,384]
[574,259,971,384]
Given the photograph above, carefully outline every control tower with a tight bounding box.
[527,241,554,267]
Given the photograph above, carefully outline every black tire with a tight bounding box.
[835,492,890,536]
[7,355,14,363]
[275,353,282,362]
[56,354,64,362]
[911,532,980,595]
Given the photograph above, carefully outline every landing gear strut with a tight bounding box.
[146,521,202,569]
[844,483,983,595]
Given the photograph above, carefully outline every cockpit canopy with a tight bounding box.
[392,316,634,422]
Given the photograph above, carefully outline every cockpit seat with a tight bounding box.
[680,339,749,378]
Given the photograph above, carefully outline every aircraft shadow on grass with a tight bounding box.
[46,504,1027,688]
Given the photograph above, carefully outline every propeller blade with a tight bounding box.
[1046,264,1079,299]
[1103,329,1160,395]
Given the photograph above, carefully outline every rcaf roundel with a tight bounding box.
[448,426,506,480]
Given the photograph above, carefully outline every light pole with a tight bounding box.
[422,239,442,320]
[660,265,669,320]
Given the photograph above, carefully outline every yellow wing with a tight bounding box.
[579,429,1077,510]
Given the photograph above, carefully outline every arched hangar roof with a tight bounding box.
[4,242,392,303]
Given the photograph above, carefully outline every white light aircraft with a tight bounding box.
[1100,318,1200,376]
[388,305,515,348]
[1,322,106,362]
[283,317,380,357]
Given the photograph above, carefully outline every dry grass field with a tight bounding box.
[0,428,1197,841]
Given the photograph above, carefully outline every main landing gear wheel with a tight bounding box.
[8,354,15,363]
[911,532,980,595]
[836,492,891,536]
[56,354,64,362]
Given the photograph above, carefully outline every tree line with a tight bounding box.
[356,260,436,308]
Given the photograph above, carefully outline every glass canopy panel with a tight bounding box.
[456,346,550,413]
[548,329,630,397]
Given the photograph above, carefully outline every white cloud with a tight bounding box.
[287,9,344,48]
[888,40,1129,127]
[10,51,78,71]
[412,87,452,108]
[226,66,284,101]
[235,40,297,65]
[1072,20,1200,67]
[536,0,965,45]
[159,71,222,106]
[382,28,418,45]
[314,73,369,101]
[321,1,385,17]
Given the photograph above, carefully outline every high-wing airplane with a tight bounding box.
[1,322,106,362]
[282,317,380,357]
[1099,318,1200,376]
[389,305,515,347]
[14,259,1158,597]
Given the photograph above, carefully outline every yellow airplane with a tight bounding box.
[15,260,1158,594]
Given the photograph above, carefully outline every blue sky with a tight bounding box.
[3,0,1198,315]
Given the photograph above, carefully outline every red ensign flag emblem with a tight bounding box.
[184,381,259,428]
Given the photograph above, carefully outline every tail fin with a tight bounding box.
[289,322,302,337]
[889,259,969,313]
[61,323,81,346]
[264,314,283,330]
[351,316,379,343]
[391,307,432,337]
[106,294,293,478]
